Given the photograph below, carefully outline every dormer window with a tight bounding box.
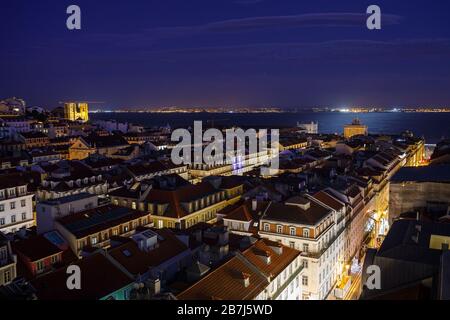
[303,229,310,238]
[277,225,283,234]
[290,227,296,236]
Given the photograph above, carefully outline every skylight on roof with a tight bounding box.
[123,249,132,257]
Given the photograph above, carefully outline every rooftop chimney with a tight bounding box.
[269,243,283,255]
[252,199,257,211]
[240,272,250,288]
[146,278,161,296]
[258,250,271,265]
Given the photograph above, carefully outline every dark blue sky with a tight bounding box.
[2,0,450,109]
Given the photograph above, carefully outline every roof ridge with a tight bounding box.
[235,249,271,282]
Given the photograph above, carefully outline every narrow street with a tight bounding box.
[344,270,363,300]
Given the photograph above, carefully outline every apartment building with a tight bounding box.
[219,199,270,236]
[13,235,65,278]
[54,205,153,256]
[326,184,369,264]
[36,161,108,201]
[18,132,50,149]
[259,195,345,300]
[111,176,244,230]
[189,147,271,179]
[124,160,188,181]
[0,174,34,234]
[36,193,99,234]
[69,133,129,160]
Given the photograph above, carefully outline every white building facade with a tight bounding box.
[0,180,34,234]
[259,195,346,300]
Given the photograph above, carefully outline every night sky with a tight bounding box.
[2,0,450,109]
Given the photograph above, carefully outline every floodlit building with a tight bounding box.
[64,102,89,123]
[297,121,319,134]
[344,118,368,139]
[69,133,130,160]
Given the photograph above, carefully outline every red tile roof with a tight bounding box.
[177,255,267,300]
[108,229,188,273]
[312,191,345,211]
[13,235,62,262]
[242,239,300,279]
[177,239,300,300]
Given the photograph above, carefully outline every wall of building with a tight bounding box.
[259,218,344,300]
[0,192,34,234]
[390,181,450,222]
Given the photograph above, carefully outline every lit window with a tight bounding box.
[303,243,309,253]
[4,271,11,283]
[36,260,45,272]
[303,259,308,269]
[302,276,308,286]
